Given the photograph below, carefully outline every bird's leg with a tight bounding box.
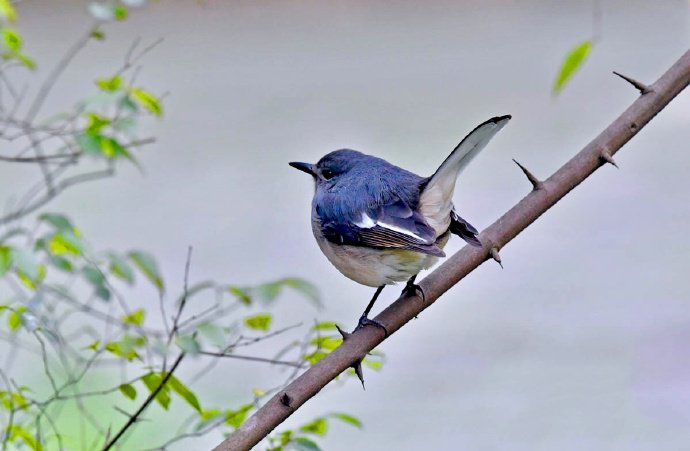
[401,274,425,302]
[356,285,388,336]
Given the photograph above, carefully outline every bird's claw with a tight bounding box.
[402,281,426,303]
[356,315,389,337]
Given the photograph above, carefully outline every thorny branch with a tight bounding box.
[215,48,690,451]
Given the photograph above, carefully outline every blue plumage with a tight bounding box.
[289,115,511,333]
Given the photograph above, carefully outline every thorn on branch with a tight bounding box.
[489,247,503,269]
[335,325,365,389]
[600,148,619,168]
[512,159,544,190]
[613,71,653,95]
[280,393,291,408]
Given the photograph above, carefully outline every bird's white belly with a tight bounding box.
[312,227,449,287]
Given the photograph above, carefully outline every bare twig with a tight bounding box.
[215,48,690,451]
[101,353,185,451]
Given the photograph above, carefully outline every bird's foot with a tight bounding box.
[401,280,426,303]
[356,315,388,337]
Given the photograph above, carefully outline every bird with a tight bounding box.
[290,115,511,335]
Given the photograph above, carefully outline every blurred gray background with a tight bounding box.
[4,0,690,449]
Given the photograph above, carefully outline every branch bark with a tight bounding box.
[214,48,690,451]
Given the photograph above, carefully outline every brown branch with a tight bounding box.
[214,48,690,451]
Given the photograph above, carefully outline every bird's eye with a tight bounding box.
[321,169,335,180]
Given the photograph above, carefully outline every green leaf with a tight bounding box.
[119,383,137,400]
[7,307,26,332]
[76,133,102,155]
[16,264,45,290]
[225,404,253,428]
[2,28,21,51]
[49,255,74,273]
[282,278,320,305]
[244,313,272,332]
[105,336,144,361]
[0,0,17,22]
[130,88,162,116]
[175,334,201,354]
[168,374,202,412]
[300,418,328,437]
[552,40,593,95]
[304,350,327,365]
[141,372,171,410]
[228,286,251,305]
[86,340,100,351]
[310,336,342,351]
[293,437,321,451]
[85,112,111,134]
[96,75,123,92]
[108,253,134,284]
[82,265,110,301]
[0,245,11,276]
[48,232,83,256]
[330,412,362,428]
[197,322,225,347]
[311,321,336,331]
[8,425,42,451]
[39,213,76,232]
[121,308,145,326]
[15,52,35,70]
[255,281,281,302]
[128,251,164,292]
[90,29,105,40]
[114,5,128,21]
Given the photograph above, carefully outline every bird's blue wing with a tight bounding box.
[318,197,445,257]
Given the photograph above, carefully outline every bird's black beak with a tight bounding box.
[289,161,316,176]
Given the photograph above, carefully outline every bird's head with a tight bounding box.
[289,149,371,189]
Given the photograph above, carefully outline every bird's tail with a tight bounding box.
[419,115,511,236]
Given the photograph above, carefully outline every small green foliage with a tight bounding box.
[197,322,225,347]
[141,372,171,410]
[49,255,74,272]
[82,265,111,301]
[121,308,145,326]
[114,5,128,21]
[330,412,362,428]
[8,425,42,451]
[90,29,105,40]
[175,334,201,354]
[227,286,251,305]
[86,340,100,351]
[553,40,593,95]
[128,251,164,292]
[96,75,123,92]
[130,88,162,116]
[85,112,111,134]
[0,245,11,276]
[7,306,26,331]
[108,253,135,284]
[0,0,18,22]
[2,27,21,50]
[119,383,137,400]
[104,335,145,361]
[244,313,272,331]
[300,418,328,437]
[293,437,322,451]
[168,374,202,412]
[225,404,254,428]
[48,232,83,256]
[39,213,77,232]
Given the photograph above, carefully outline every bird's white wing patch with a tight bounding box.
[354,212,376,228]
[354,212,429,243]
[376,221,428,242]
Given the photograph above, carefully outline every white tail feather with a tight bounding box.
[419,115,511,234]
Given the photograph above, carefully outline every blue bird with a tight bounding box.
[290,115,511,334]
